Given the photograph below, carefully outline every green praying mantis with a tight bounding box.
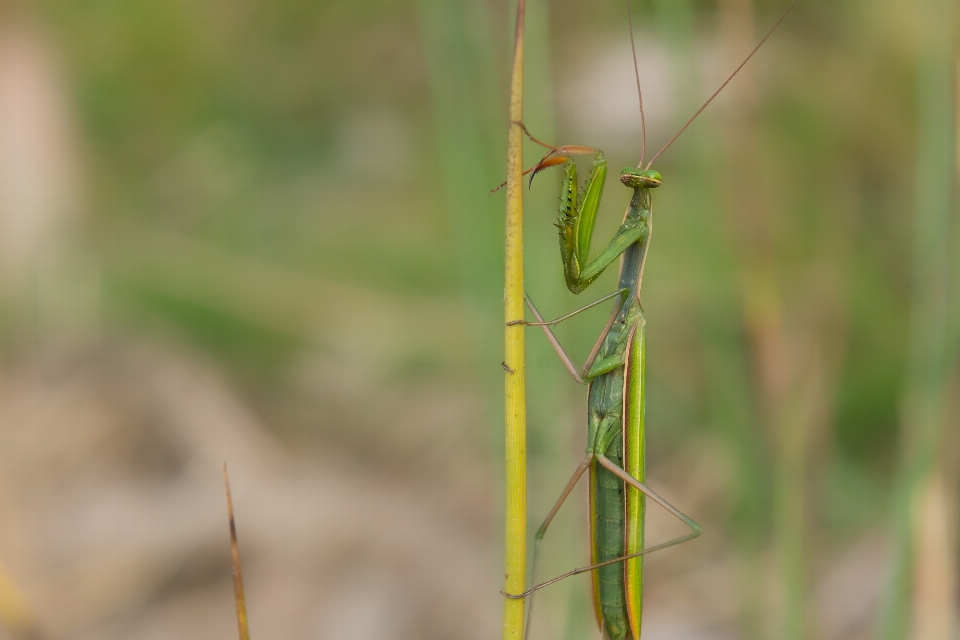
[503,2,800,639]
[219,3,801,640]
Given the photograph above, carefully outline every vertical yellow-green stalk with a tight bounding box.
[716,2,813,637]
[878,0,957,638]
[502,3,527,640]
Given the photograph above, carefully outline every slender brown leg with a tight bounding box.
[506,455,701,599]
[502,455,593,640]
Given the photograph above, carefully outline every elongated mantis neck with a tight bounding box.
[614,187,651,310]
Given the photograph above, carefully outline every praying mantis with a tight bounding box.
[503,2,800,639]
[218,3,801,639]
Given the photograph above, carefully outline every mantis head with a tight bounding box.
[620,168,662,189]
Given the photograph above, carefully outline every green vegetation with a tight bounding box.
[0,1,954,638]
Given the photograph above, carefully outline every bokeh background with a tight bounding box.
[0,1,956,639]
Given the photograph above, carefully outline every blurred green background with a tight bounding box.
[0,0,955,639]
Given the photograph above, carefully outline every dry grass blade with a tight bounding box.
[224,465,251,640]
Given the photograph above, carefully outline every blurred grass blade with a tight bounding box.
[878,1,958,638]
[415,0,505,388]
[224,465,251,640]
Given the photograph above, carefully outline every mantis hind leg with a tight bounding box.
[507,454,701,599]
[502,455,592,640]
[595,454,702,551]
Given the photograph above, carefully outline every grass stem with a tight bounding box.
[502,3,528,640]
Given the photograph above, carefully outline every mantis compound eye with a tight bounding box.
[620,168,662,189]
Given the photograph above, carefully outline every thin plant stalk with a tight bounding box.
[224,465,251,640]
[502,2,527,640]
[878,1,957,637]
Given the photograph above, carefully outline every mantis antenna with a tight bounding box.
[625,0,802,169]
[625,0,647,167]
